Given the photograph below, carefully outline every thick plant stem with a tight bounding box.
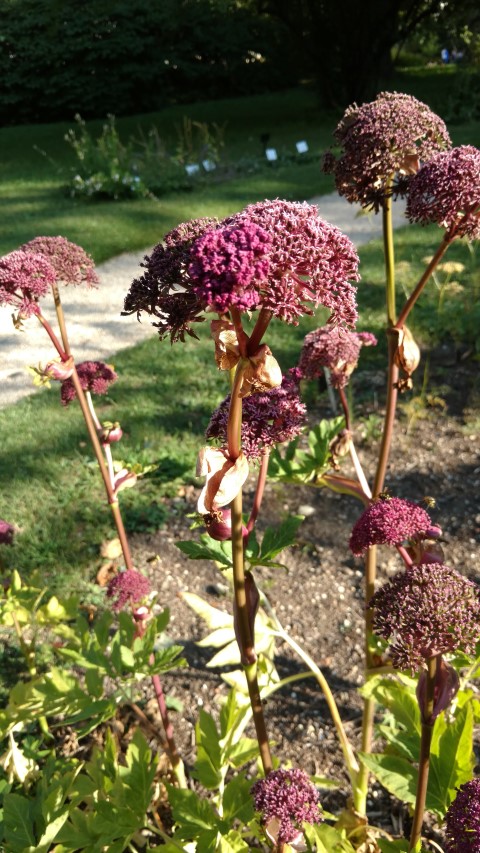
[382,187,396,327]
[409,656,437,850]
[247,307,273,355]
[245,450,269,536]
[35,312,67,360]
[151,673,187,788]
[373,328,400,497]
[52,284,71,356]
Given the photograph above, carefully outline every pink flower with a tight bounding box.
[0,250,56,316]
[298,326,377,388]
[0,520,15,546]
[21,236,98,286]
[60,361,117,406]
[324,92,451,211]
[228,200,359,326]
[196,447,249,513]
[406,145,480,240]
[189,221,270,312]
[349,497,432,556]
[106,569,151,612]
[251,768,322,845]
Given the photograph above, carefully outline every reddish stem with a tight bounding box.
[35,311,68,361]
[247,307,273,355]
[245,450,270,537]
[395,234,453,330]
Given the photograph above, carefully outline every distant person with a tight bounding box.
[441,48,450,64]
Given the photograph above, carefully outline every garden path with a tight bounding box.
[0,194,408,407]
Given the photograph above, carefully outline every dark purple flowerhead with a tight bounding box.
[369,563,480,671]
[60,361,117,406]
[324,92,451,211]
[206,369,307,460]
[298,326,377,388]
[106,569,151,612]
[0,520,15,546]
[251,768,322,846]
[349,497,432,556]
[228,200,359,326]
[123,217,218,342]
[444,779,480,852]
[21,236,99,287]
[0,250,57,316]
[188,220,271,312]
[406,145,480,240]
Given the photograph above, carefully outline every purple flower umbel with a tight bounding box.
[251,768,322,845]
[123,217,218,342]
[21,236,99,287]
[206,369,307,460]
[406,145,480,240]
[444,779,480,852]
[0,520,15,546]
[106,569,151,612]
[369,563,480,671]
[349,497,432,556]
[298,326,377,388]
[324,92,451,211]
[0,250,57,317]
[60,361,117,406]
[228,200,360,326]
[189,220,271,313]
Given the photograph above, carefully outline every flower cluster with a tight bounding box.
[21,236,98,287]
[122,217,218,342]
[324,92,451,211]
[189,221,271,312]
[0,520,15,546]
[106,569,151,612]
[60,361,117,406]
[349,497,432,556]
[406,145,480,240]
[228,200,359,326]
[251,768,322,845]
[124,200,360,337]
[298,326,377,388]
[444,779,480,852]
[0,250,56,316]
[369,563,480,671]
[206,369,307,460]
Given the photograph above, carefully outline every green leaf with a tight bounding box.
[218,828,250,852]
[378,840,410,852]
[176,538,233,567]
[33,809,70,853]
[181,591,232,631]
[304,822,355,852]
[166,785,220,838]
[250,515,303,567]
[222,774,255,825]
[358,753,418,806]
[427,703,474,816]
[225,737,259,769]
[3,793,36,852]
[193,710,223,789]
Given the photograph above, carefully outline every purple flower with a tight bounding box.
[106,569,151,612]
[298,326,377,388]
[189,221,271,312]
[123,217,218,342]
[251,768,322,845]
[369,563,480,671]
[60,361,117,406]
[206,369,307,460]
[21,236,98,287]
[444,779,480,852]
[324,92,451,211]
[349,497,432,556]
[0,520,15,546]
[406,145,480,240]
[229,200,359,326]
[0,250,57,316]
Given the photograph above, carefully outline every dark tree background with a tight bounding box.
[0,0,476,124]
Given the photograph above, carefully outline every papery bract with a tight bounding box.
[196,447,249,514]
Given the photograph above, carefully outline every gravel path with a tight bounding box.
[0,194,408,408]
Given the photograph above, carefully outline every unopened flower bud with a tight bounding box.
[416,657,459,723]
[44,355,75,381]
[233,570,260,665]
[99,421,123,444]
[240,345,282,397]
[394,326,421,389]
[204,508,249,541]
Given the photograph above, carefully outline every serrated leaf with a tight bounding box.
[225,737,259,768]
[427,703,474,816]
[222,773,255,825]
[194,710,223,789]
[358,753,417,806]
[3,793,36,852]
[176,538,232,567]
[166,785,220,837]
[304,822,355,852]
[255,516,303,564]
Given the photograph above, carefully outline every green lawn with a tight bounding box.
[1,73,479,591]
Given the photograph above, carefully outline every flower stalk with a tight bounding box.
[409,655,438,850]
